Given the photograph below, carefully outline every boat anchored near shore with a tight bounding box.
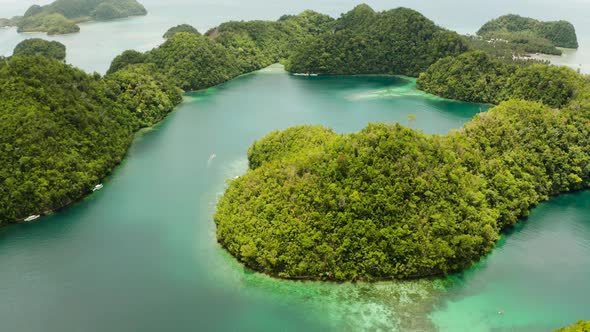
[24,215,40,222]
[93,184,104,192]
[293,73,319,77]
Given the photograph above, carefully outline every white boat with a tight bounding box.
[309,74,319,77]
[93,184,104,192]
[24,215,40,222]
[293,73,310,76]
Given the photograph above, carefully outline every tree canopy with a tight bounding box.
[108,10,334,90]
[477,14,578,49]
[163,24,200,39]
[416,51,579,107]
[285,5,467,76]
[0,51,181,225]
[213,8,590,281]
[216,73,590,280]
[13,38,66,61]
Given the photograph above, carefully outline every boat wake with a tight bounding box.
[207,154,217,167]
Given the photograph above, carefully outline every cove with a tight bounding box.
[0,66,588,331]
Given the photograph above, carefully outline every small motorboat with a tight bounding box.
[93,184,104,192]
[24,215,40,222]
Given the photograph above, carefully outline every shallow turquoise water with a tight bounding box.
[1,65,589,331]
[0,68,482,331]
[430,192,590,331]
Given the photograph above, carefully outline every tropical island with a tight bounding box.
[468,14,579,57]
[1,1,589,292]
[163,24,200,39]
[212,5,590,282]
[0,0,147,35]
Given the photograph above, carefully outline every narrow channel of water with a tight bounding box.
[0,67,488,331]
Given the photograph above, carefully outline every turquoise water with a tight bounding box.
[0,68,481,331]
[1,1,590,330]
[1,65,589,331]
[431,192,590,331]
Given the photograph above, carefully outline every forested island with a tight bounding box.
[0,0,147,35]
[0,10,338,225]
[212,5,590,282]
[469,14,579,57]
[0,39,181,224]
[2,1,589,296]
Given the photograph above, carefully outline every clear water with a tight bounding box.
[2,64,589,331]
[1,1,590,331]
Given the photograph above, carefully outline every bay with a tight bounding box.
[0,68,484,331]
[1,0,590,330]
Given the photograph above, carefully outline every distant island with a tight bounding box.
[0,0,147,35]
[473,14,578,56]
[163,24,200,39]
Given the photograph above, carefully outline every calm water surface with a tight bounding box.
[1,0,590,331]
[1,65,589,331]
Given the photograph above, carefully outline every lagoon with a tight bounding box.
[1,65,589,331]
[1,1,590,330]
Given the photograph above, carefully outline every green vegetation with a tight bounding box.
[0,17,22,27]
[213,7,589,281]
[285,5,467,76]
[0,44,181,225]
[148,33,243,91]
[163,24,200,39]
[556,321,590,332]
[108,10,333,90]
[216,124,499,280]
[216,71,590,280]
[477,14,578,49]
[477,31,562,55]
[0,55,134,223]
[4,4,588,287]
[2,8,334,225]
[416,51,579,107]
[104,63,182,127]
[17,13,80,35]
[106,50,147,75]
[5,0,147,35]
[207,10,333,68]
[462,35,553,63]
[13,39,66,61]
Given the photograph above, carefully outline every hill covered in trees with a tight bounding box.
[107,10,334,90]
[13,38,66,61]
[1,10,335,225]
[2,0,147,35]
[163,24,200,39]
[0,43,181,225]
[4,4,589,288]
[416,51,580,107]
[285,5,467,76]
[477,14,579,50]
[212,7,589,281]
[215,68,590,280]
